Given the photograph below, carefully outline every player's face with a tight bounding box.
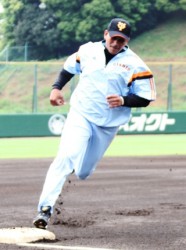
[104,30,128,55]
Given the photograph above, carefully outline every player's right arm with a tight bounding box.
[50,89,65,106]
[50,68,74,106]
[50,50,82,106]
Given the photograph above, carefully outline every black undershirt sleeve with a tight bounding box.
[52,69,74,90]
[122,94,150,108]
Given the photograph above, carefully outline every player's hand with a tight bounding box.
[106,94,124,108]
[50,89,65,106]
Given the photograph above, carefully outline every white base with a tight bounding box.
[0,227,56,244]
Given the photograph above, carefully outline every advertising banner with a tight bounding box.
[0,112,185,137]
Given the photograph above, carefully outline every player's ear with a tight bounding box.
[104,30,109,39]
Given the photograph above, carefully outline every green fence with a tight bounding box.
[0,45,38,62]
[118,111,186,134]
[0,61,186,114]
[0,112,185,137]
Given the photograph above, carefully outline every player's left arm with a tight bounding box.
[121,93,150,107]
[107,64,156,108]
[107,93,150,108]
[107,76,156,108]
[123,66,156,108]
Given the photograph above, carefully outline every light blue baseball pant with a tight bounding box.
[38,108,118,212]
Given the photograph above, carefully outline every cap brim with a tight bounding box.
[109,31,130,40]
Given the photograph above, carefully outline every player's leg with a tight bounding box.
[33,109,92,228]
[74,123,118,180]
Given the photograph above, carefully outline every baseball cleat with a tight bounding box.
[33,206,51,229]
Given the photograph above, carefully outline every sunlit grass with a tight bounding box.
[0,134,185,159]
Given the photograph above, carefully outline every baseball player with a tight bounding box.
[33,18,156,229]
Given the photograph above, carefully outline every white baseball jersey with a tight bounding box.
[64,41,156,127]
[37,41,156,212]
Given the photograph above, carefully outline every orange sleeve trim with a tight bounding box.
[128,71,153,85]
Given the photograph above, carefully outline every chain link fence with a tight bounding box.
[0,45,39,62]
[0,61,185,114]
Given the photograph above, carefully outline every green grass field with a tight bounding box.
[0,134,185,159]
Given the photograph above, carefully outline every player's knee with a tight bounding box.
[76,170,90,180]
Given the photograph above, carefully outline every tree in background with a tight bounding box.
[39,0,156,57]
[156,0,186,12]
[1,0,61,59]
[75,0,115,42]
[45,0,152,48]
[1,0,186,59]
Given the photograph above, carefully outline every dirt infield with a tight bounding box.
[0,156,186,250]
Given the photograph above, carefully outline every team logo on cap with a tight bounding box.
[117,22,126,31]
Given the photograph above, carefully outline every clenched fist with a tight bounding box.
[50,89,65,106]
[106,94,124,108]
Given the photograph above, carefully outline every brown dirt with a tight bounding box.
[0,156,186,250]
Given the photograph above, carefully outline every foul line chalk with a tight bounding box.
[17,242,118,250]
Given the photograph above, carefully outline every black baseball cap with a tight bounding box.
[107,18,131,40]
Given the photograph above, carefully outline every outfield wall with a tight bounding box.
[0,112,185,137]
